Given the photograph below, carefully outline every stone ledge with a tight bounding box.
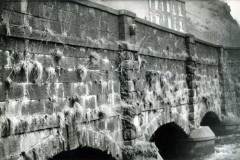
[118,10,136,18]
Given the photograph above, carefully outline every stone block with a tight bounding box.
[27,1,41,16]
[5,136,21,158]
[97,93,108,106]
[21,100,45,115]
[14,119,29,135]
[98,120,106,130]
[135,79,145,92]
[59,56,78,69]
[188,89,195,98]
[0,117,11,137]
[88,81,101,95]
[41,3,59,21]
[87,70,106,82]
[0,141,5,159]
[63,83,73,98]
[122,127,137,141]
[51,83,65,98]
[113,81,121,93]
[121,69,137,80]
[3,1,22,13]
[34,54,54,68]
[63,46,87,58]
[58,69,80,82]
[54,98,67,112]
[114,93,121,104]
[120,60,138,70]
[107,120,114,132]
[121,80,135,92]
[85,96,97,109]
[0,50,10,67]
[8,10,24,26]
[45,99,54,115]
[8,83,24,100]
[0,83,6,102]
[29,16,45,31]
[26,84,48,100]
[72,83,87,97]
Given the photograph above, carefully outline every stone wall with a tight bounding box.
[193,41,222,126]
[0,1,123,159]
[222,48,240,120]
[0,0,238,160]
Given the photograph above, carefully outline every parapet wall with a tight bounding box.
[222,48,240,118]
[0,1,239,160]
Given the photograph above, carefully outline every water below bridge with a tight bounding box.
[170,133,240,160]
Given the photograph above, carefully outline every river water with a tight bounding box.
[174,133,240,160]
[168,133,240,160]
[201,133,240,160]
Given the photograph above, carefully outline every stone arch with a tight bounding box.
[200,111,222,135]
[50,147,117,160]
[72,127,122,160]
[196,97,221,127]
[149,122,189,159]
[20,127,122,160]
[143,113,190,141]
[19,132,65,160]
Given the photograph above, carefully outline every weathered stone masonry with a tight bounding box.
[0,1,239,160]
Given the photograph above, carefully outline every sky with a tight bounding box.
[227,0,240,24]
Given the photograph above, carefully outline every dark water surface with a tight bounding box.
[170,133,240,160]
[202,133,240,160]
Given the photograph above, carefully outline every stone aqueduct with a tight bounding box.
[0,1,239,160]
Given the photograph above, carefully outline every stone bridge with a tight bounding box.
[0,1,239,160]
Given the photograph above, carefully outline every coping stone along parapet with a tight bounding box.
[185,34,196,44]
[119,10,136,18]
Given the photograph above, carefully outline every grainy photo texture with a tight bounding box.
[0,0,239,160]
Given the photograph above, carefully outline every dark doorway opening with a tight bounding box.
[200,112,222,135]
[150,122,188,160]
[50,147,116,160]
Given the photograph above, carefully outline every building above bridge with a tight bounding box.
[90,0,187,33]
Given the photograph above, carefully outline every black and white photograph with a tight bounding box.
[0,0,240,160]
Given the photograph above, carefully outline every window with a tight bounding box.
[167,1,170,12]
[155,0,158,10]
[156,15,160,24]
[149,14,152,22]
[159,14,163,24]
[168,16,172,28]
[173,17,177,30]
[179,20,184,32]
[173,4,176,15]
[179,3,183,16]
[149,0,152,9]
[152,15,156,23]
[161,1,164,11]
[162,15,165,24]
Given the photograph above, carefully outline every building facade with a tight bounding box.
[148,0,186,32]
[91,0,187,33]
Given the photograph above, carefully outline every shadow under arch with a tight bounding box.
[49,147,116,160]
[45,127,122,160]
[200,111,222,136]
[150,122,188,160]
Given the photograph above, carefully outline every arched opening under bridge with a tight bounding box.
[150,122,188,159]
[200,111,222,135]
[50,147,116,160]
